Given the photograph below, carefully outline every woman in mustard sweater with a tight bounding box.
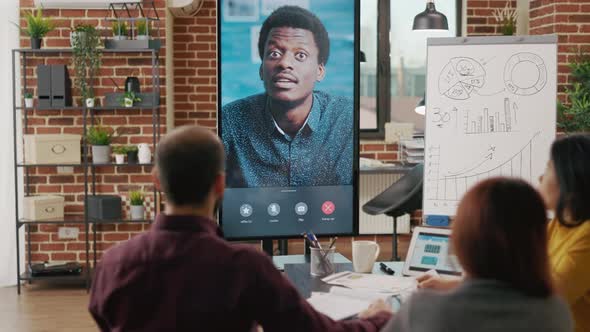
[538,134,590,332]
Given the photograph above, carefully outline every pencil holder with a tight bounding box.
[310,247,335,277]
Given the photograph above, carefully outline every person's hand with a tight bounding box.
[416,274,461,291]
[358,299,392,319]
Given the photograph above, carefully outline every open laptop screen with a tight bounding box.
[404,228,463,277]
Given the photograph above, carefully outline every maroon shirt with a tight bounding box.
[89,214,392,332]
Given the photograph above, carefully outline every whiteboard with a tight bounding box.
[423,36,557,216]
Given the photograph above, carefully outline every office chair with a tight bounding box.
[362,163,423,261]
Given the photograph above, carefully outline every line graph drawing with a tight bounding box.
[504,52,547,96]
[463,98,519,134]
[426,132,540,202]
[439,57,486,100]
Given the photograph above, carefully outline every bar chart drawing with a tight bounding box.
[464,98,518,135]
[426,132,539,202]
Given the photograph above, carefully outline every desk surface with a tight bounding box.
[283,261,405,299]
[272,254,351,271]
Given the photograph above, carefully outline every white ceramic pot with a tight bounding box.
[137,35,149,40]
[113,35,128,41]
[85,98,95,108]
[124,97,133,107]
[137,143,151,164]
[114,154,125,164]
[92,145,111,164]
[130,205,144,220]
[24,98,33,108]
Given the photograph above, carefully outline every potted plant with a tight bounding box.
[112,21,128,40]
[71,24,101,107]
[14,8,55,49]
[558,51,590,133]
[126,145,139,164]
[120,91,142,107]
[112,146,128,164]
[24,91,34,108]
[136,19,149,40]
[129,190,144,220]
[86,125,115,164]
[492,2,518,36]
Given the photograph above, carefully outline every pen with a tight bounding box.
[380,263,395,275]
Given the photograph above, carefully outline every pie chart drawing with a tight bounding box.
[439,57,486,100]
[504,52,547,96]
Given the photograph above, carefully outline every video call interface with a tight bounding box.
[218,0,358,239]
[409,233,462,276]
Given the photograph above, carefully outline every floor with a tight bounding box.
[0,235,410,331]
[0,282,95,332]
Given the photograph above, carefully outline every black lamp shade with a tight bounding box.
[413,1,449,30]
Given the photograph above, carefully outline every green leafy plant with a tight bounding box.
[86,125,115,146]
[136,19,149,36]
[126,145,138,152]
[71,24,101,101]
[24,91,33,99]
[558,51,590,133]
[129,190,144,206]
[112,21,128,36]
[112,145,128,154]
[72,23,95,33]
[492,2,517,36]
[15,8,55,38]
[119,91,142,106]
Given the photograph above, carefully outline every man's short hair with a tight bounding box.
[155,126,224,206]
[258,6,330,65]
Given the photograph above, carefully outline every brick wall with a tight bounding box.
[19,0,167,265]
[466,0,517,36]
[529,0,590,102]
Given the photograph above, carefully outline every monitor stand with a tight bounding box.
[262,239,289,256]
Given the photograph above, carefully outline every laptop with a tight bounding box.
[402,226,463,277]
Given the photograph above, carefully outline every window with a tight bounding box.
[360,0,462,138]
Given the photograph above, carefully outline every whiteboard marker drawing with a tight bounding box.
[438,57,486,100]
[504,52,547,96]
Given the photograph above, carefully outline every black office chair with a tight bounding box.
[362,163,423,261]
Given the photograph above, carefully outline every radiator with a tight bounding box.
[359,173,411,234]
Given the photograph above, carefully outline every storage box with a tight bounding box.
[88,195,122,220]
[23,195,65,221]
[24,134,81,164]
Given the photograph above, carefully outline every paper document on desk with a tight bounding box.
[322,271,417,294]
[307,287,391,321]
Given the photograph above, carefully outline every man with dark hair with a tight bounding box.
[223,5,353,188]
[88,126,391,331]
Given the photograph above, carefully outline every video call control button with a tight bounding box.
[295,202,308,215]
[239,204,253,218]
[321,201,335,215]
[268,203,281,216]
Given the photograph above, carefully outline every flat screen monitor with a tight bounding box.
[217,0,360,239]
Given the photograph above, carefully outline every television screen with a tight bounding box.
[218,0,359,239]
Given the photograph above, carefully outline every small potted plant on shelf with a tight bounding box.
[120,91,142,107]
[492,2,518,36]
[112,21,128,40]
[24,91,34,108]
[112,146,128,164]
[126,145,139,164]
[14,8,55,49]
[136,19,150,40]
[129,190,145,220]
[86,125,115,164]
[70,23,93,48]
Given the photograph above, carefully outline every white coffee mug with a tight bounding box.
[352,240,380,273]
